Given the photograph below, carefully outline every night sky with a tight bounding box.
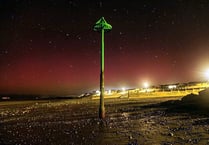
[1,0,209,95]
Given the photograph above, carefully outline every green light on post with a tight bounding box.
[93,17,112,119]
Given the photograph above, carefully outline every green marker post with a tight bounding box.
[93,17,112,119]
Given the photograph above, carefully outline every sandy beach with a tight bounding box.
[1,96,209,145]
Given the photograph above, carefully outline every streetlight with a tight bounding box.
[122,87,126,92]
[94,17,112,119]
[168,85,177,89]
[143,82,149,92]
[143,82,149,89]
[204,69,209,81]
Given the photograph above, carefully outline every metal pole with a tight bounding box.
[94,17,112,119]
[99,28,105,119]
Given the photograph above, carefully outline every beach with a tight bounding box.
[1,96,209,145]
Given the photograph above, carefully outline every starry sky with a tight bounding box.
[1,0,209,95]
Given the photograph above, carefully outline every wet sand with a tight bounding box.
[1,96,209,145]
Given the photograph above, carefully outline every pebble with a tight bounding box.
[129,135,133,139]
[168,132,174,136]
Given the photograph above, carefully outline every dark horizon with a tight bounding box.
[1,0,209,95]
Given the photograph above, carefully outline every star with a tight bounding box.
[66,33,70,37]
[5,50,9,54]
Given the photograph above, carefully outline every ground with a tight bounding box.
[1,96,209,145]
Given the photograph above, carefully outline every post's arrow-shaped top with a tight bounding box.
[93,17,112,32]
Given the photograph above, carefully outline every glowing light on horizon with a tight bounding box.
[122,87,126,92]
[168,85,177,89]
[204,69,209,80]
[143,82,149,88]
[108,90,112,95]
[96,90,100,95]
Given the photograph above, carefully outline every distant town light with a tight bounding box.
[96,90,100,95]
[143,82,149,88]
[122,87,126,92]
[168,85,177,89]
[108,90,112,95]
[204,69,209,80]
